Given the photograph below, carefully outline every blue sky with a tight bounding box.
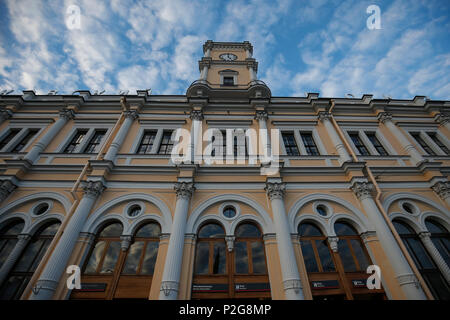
[0,0,449,99]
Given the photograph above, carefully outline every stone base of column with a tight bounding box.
[283,279,304,300]
[30,279,59,300]
[396,273,426,300]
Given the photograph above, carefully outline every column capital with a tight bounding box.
[59,108,75,121]
[17,234,32,242]
[434,113,449,126]
[431,181,450,200]
[160,280,179,297]
[174,182,195,200]
[265,182,286,200]
[255,110,268,121]
[327,236,339,252]
[317,111,332,122]
[418,231,432,240]
[377,112,393,124]
[360,231,377,244]
[123,110,138,120]
[225,235,235,252]
[190,110,203,121]
[0,180,17,202]
[120,235,132,251]
[82,180,106,198]
[351,181,375,200]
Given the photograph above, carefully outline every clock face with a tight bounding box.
[219,53,237,61]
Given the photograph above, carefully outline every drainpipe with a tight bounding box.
[327,99,434,300]
[23,97,127,299]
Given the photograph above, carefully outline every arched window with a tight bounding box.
[194,223,226,275]
[393,219,450,300]
[425,219,450,268]
[234,223,267,275]
[122,223,161,275]
[298,222,335,272]
[0,221,60,300]
[334,222,370,272]
[0,220,24,268]
[83,222,123,274]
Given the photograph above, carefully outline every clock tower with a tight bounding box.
[187,40,270,98]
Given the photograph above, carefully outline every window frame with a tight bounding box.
[0,127,43,153]
[58,125,111,154]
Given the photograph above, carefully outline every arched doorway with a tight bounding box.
[191,222,270,299]
[0,221,60,300]
[298,221,385,300]
[393,219,450,300]
[70,221,161,300]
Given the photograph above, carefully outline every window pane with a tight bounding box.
[13,239,44,272]
[11,129,38,152]
[135,223,161,238]
[427,132,449,155]
[235,224,261,237]
[99,223,123,237]
[282,133,299,156]
[300,240,319,272]
[100,241,121,274]
[198,224,225,238]
[251,241,266,274]
[431,238,450,267]
[194,242,209,275]
[366,133,388,155]
[137,131,157,154]
[425,220,448,234]
[64,130,88,153]
[338,239,357,272]
[235,241,249,274]
[298,223,323,237]
[0,275,25,300]
[39,222,60,236]
[1,221,24,235]
[301,132,319,155]
[350,239,370,271]
[334,222,358,236]
[0,129,20,150]
[393,220,414,235]
[122,241,144,274]
[422,272,450,300]
[406,238,435,270]
[411,133,435,155]
[84,130,106,153]
[84,241,106,274]
[212,242,226,274]
[141,242,159,275]
[349,133,370,155]
[0,239,17,267]
[29,238,51,272]
[315,239,335,272]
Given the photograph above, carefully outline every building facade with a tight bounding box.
[0,41,449,300]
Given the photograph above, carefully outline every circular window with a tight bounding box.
[223,206,237,219]
[402,203,415,215]
[316,205,328,217]
[34,203,49,216]
[127,204,142,217]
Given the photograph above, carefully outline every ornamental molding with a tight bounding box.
[351,181,374,200]
[434,113,449,126]
[431,181,450,200]
[377,112,393,124]
[59,108,75,121]
[120,235,132,251]
[123,110,138,120]
[317,111,332,122]
[265,182,286,200]
[327,236,339,252]
[174,182,195,200]
[255,110,268,121]
[225,235,235,252]
[82,180,106,199]
[190,110,204,121]
[0,180,17,202]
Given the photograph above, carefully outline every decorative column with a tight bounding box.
[0,180,16,203]
[265,182,305,300]
[431,181,450,208]
[418,232,450,283]
[104,110,138,162]
[24,108,74,164]
[256,110,271,163]
[0,234,31,286]
[30,180,105,300]
[318,112,352,163]
[199,60,210,81]
[159,182,195,300]
[434,113,450,132]
[190,110,203,164]
[377,112,424,165]
[0,108,12,125]
[351,181,426,299]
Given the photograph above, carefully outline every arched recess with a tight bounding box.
[421,212,450,232]
[82,193,172,235]
[383,192,450,218]
[288,193,372,235]
[186,194,274,235]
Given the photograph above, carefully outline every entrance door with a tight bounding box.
[299,222,386,300]
[70,222,160,300]
[191,222,271,299]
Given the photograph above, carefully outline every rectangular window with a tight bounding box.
[300,132,319,155]
[83,129,107,153]
[64,129,88,153]
[366,132,388,155]
[0,129,21,150]
[158,130,174,155]
[11,129,38,153]
[137,130,157,154]
[282,132,300,156]
[349,132,370,155]
[223,77,234,86]
[411,132,435,155]
[427,132,449,155]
